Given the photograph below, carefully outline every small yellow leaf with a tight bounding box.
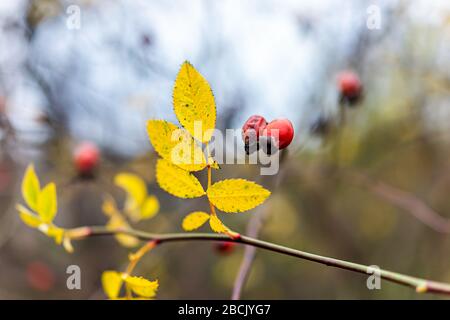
[22,164,40,212]
[147,120,206,172]
[140,195,159,220]
[182,211,210,231]
[115,173,147,212]
[37,183,57,223]
[16,204,42,228]
[209,213,230,234]
[207,179,271,213]
[102,271,123,299]
[125,276,158,298]
[45,225,64,245]
[102,196,120,217]
[173,61,216,143]
[156,159,205,199]
[107,215,140,248]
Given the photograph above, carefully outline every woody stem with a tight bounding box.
[78,225,450,296]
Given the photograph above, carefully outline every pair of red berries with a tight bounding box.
[337,71,363,105]
[242,115,294,155]
[74,142,100,176]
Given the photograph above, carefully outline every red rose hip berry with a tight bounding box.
[337,71,362,105]
[74,142,100,175]
[261,118,294,150]
[242,115,267,141]
[242,115,268,154]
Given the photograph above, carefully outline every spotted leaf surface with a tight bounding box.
[207,179,270,213]
[209,213,230,234]
[173,61,216,143]
[156,159,205,199]
[182,211,210,231]
[147,120,206,171]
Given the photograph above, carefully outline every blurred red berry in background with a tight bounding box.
[215,241,236,255]
[337,70,362,105]
[26,261,55,292]
[74,141,100,175]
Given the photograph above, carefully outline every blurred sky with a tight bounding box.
[0,0,449,157]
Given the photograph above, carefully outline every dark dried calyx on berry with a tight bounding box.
[242,115,267,155]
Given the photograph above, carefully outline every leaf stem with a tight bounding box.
[125,240,158,276]
[81,226,450,296]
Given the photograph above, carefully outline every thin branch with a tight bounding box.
[231,206,263,300]
[349,171,450,234]
[74,225,450,296]
[232,151,289,299]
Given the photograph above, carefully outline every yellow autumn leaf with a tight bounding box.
[44,225,64,245]
[156,159,205,199]
[173,61,216,143]
[115,173,147,212]
[22,164,40,212]
[125,276,158,298]
[16,204,42,228]
[106,215,140,248]
[102,271,123,299]
[147,120,206,172]
[182,211,210,231]
[37,183,57,223]
[102,196,120,217]
[101,197,140,247]
[140,195,159,220]
[209,213,230,234]
[207,179,271,213]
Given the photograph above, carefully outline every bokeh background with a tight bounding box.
[1,0,450,299]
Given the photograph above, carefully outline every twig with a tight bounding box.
[231,158,287,300]
[349,171,450,234]
[71,225,450,296]
[231,206,264,300]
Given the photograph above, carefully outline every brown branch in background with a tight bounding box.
[349,171,450,234]
[231,152,288,300]
[231,206,266,300]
